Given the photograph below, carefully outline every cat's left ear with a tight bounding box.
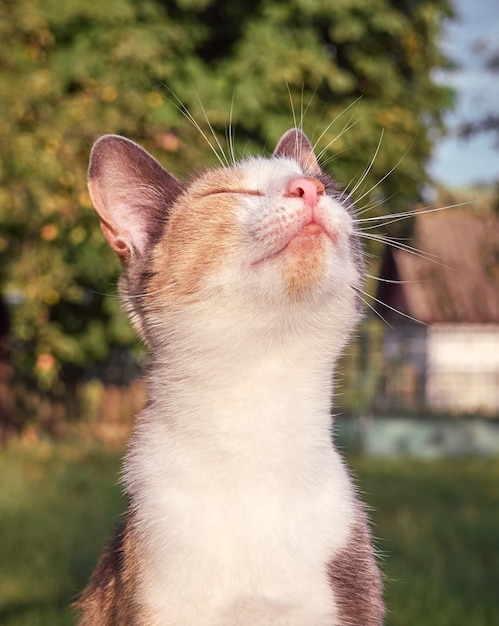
[88,135,183,261]
[273,128,321,176]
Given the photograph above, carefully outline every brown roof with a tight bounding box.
[376,208,499,324]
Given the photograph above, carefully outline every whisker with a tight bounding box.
[90,289,120,299]
[345,130,384,200]
[300,86,317,131]
[284,83,304,164]
[92,283,177,302]
[312,97,363,160]
[359,231,442,262]
[355,136,417,208]
[315,121,362,175]
[353,288,394,329]
[310,100,331,152]
[193,90,230,167]
[356,191,399,215]
[161,84,227,168]
[315,116,363,166]
[286,82,298,132]
[365,273,427,285]
[286,83,306,166]
[353,286,427,327]
[356,198,482,228]
[299,84,305,132]
[227,94,237,165]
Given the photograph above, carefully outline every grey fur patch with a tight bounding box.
[328,517,385,625]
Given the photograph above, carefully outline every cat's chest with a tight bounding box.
[123,352,358,624]
[129,427,356,625]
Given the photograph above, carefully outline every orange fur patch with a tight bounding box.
[283,225,326,297]
[148,171,241,302]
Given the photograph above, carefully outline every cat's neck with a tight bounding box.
[152,346,332,437]
[141,303,343,447]
[124,323,347,539]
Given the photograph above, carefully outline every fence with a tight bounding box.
[337,321,499,419]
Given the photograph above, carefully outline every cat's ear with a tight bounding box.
[273,128,321,176]
[88,135,182,260]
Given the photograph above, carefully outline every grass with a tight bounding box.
[0,440,123,626]
[356,457,499,625]
[0,440,498,625]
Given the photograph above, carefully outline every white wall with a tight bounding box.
[426,324,499,413]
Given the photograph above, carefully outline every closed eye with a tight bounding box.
[199,189,263,197]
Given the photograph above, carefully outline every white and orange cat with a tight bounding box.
[77,128,384,625]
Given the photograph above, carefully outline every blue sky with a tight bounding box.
[430,0,499,187]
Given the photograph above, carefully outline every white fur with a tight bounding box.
[123,155,363,625]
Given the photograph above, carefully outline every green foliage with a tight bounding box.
[1,440,498,625]
[0,0,454,419]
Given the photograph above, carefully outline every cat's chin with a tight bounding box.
[251,222,328,267]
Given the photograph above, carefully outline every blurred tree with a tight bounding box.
[0,0,454,428]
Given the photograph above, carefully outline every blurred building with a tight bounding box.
[375,207,499,415]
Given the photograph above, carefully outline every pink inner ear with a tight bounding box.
[88,180,145,258]
[273,129,321,176]
[87,135,182,259]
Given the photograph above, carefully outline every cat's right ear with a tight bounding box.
[273,129,321,176]
[88,135,182,260]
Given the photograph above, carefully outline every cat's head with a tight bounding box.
[88,129,364,351]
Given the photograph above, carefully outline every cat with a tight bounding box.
[77,128,384,625]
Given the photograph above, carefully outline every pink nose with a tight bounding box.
[285,176,325,209]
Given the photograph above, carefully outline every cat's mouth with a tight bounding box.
[283,219,329,251]
[293,222,325,237]
[251,219,329,267]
